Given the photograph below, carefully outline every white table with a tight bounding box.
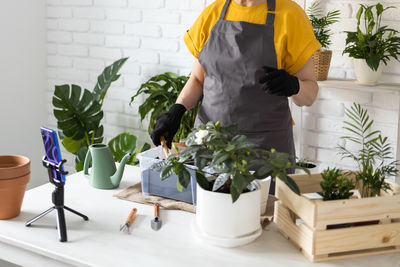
[1,166,399,267]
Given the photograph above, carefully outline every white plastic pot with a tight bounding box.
[259,176,271,215]
[193,182,262,247]
[354,59,383,85]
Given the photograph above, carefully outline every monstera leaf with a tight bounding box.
[93,57,128,104]
[108,132,151,165]
[53,84,103,140]
[75,146,88,172]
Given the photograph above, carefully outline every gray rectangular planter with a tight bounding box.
[137,147,197,205]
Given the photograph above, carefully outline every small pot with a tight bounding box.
[0,155,30,219]
[259,176,271,215]
[354,59,383,85]
[194,182,261,247]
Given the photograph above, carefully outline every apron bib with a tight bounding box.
[196,0,295,187]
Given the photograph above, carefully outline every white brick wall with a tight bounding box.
[45,0,400,171]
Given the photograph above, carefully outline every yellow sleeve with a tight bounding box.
[278,2,321,74]
[183,1,222,59]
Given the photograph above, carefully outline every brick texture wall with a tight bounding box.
[45,0,400,171]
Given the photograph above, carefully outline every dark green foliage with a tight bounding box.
[343,4,400,71]
[108,132,151,166]
[320,168,354,201]
[154,121,307,203]
[307,1,340,49]
[52,58,150,171]
[130,72,200,142]
[339,103,398,197]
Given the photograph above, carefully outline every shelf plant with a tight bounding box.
[343,4,400,84]
[307,0,340,80]
[53,58,150,171]
[320,168,354,201]
[130,72,200,143]
[339,103,398,197]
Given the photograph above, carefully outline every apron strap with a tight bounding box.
[266,0,276,25]
[219,0,231,21]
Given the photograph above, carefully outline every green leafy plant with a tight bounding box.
[108,132,151,165]
[307,1,340,49]
[343,3,400,71]
[154,121,308,203]
[320,168,354,201]
[130,72,200,142]
[339,103,398,197]
[53,58,150,171]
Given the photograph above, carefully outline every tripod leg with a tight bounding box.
[64,206,89,221]
[26,207,55,227]
[55,207,67,242]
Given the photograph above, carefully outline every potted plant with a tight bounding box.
[130,72,200,145]
[155,121,303,247]
[295,157,317,174]
[307,1,340,81]
[52,58,150,171]
[320,168,354,201]
[343,4,400,85]
[338,103,398,197]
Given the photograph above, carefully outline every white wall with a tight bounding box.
[0,1,47,189]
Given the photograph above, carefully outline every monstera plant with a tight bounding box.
[53,58,150,171]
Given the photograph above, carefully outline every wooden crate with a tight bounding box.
[274,173,400,262]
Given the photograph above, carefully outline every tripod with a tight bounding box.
[26,157,89,242]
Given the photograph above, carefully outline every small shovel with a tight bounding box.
[151,203,162,231]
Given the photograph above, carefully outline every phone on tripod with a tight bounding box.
[40,127,66,182]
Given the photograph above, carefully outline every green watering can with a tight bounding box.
[83,144,131,189]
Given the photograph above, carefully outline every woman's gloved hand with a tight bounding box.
[259,66,300,97]
[150,103,187,148]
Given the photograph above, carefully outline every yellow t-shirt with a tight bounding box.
[184,0,321,74]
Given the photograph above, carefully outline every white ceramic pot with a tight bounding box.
[259,176,271,215]
[193,182,261,247]
[354,58,383,85]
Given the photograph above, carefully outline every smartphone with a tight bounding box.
[40,127,66,182]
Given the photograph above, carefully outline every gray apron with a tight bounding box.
[196,0,295,192]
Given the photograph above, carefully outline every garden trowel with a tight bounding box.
[151,203,162,231]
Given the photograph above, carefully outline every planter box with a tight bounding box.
[274,173,400,262]
[137,147,197,204]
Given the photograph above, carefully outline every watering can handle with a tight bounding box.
[83,149,92,177]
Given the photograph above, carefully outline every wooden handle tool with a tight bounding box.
[151,203,162,231]
[160,136,169,159]
[120,208,137,234]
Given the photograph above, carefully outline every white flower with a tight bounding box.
[194,130,208,145]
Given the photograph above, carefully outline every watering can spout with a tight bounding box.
[111,153,131,187]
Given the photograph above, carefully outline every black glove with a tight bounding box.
[259,66,300,97]
[150,103,186,148]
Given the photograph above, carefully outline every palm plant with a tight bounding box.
[307,1,340,49]
[338,103,398,197]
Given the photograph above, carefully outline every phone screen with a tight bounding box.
[40,127,66,182]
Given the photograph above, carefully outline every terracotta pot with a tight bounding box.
[0,155,30,179]
[0,155,31,219]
